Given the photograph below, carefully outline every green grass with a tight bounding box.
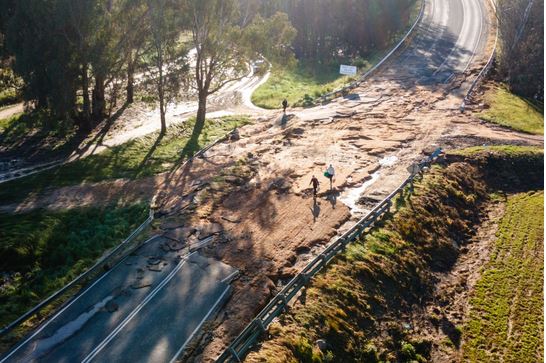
[449,145,544,157]
[251,62,356,109]
[463,191,544,362]
[0,115,251,205]
[477,85,544,135]
[0,88,20,108]
[251,0,422,109]
[0,111,78,160]
[0,203,149,327]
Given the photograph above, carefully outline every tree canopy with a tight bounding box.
[0,0,419,133]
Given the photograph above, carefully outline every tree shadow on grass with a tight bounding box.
[72,103,129,160]
[135,131,165,176]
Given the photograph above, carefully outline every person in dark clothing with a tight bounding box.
[310,175,320,196]
[282,99,288,113]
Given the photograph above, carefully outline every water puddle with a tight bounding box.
[339,155,399,214]
[379,155,398,167]
[339,171,381,213]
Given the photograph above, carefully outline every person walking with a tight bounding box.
[282,98,288,113]
[324,164,335,190]
[310,175,320,196]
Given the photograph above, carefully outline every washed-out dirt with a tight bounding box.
[2,5,543,360]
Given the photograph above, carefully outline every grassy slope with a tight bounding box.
[477,85,544,135]
[463,191,544,362]
[0,204,149,327]
[247,162,489,363]
[0,115,251,205]
[252,1,421,109]
[245,147,543,363]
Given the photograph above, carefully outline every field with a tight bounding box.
[251,62,356,109]
[477,85,544,135]
[463,191,544,362]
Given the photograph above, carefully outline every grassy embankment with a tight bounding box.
[252,0,422,109]
[245,146,543,363]
[462,191,543,362]
[0,113,250,344]
[477,85,544,135]
[0,204,149,328]
[0,115,251,205]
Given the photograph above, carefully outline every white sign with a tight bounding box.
[339,64,357,76]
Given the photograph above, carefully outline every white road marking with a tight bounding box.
[0,236,160,363]
[80,252,196,363]
[168,286,231,363]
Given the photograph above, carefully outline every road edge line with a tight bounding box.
[80,252,196,363]
[169,285,232,363]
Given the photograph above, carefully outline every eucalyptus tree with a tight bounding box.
[146,0,188,135]
[183,0,295,144]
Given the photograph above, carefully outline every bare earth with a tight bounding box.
[2,1,543,360]
[2,42,542,363]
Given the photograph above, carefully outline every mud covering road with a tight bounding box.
[1,0,543,361]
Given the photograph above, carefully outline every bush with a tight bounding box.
[400,341,417,360]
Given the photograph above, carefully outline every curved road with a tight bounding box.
[384,0,488,84]
[297,0,489,120]
[0,1,491,362]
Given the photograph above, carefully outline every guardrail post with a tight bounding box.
[229,347,242,362]
[254,319,266,332]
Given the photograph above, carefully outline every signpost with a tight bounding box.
[339,64,357,76]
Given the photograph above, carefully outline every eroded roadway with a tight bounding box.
[0,0,491,362]
[1,236,237,363]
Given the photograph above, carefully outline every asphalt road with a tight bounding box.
[1,237,237,363]
[381,0,488,85]
[297,0,489,122]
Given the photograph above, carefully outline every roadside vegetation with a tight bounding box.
[0,115,251,205]
[251,62,354,109]
[0,203,148,328]
[245,147,543,363]
[252,0,421,108]
[0,111,80,163]
[478,84,543,134]
[463,191,543,362]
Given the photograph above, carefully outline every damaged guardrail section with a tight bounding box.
[217,147,443,363]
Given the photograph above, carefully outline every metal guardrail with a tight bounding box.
[0,159,65,184]
[0,212,155,338]
[315,0,425,105]
[216,147,443,362]
[461,0,499,110]
[0,128,235,339]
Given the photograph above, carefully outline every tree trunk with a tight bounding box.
[193,91,207,138]
[158,65,167,135]
[92,74,105,121]
[81,64,92,130]
[159,89,166,135]
[126,53,135,104]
